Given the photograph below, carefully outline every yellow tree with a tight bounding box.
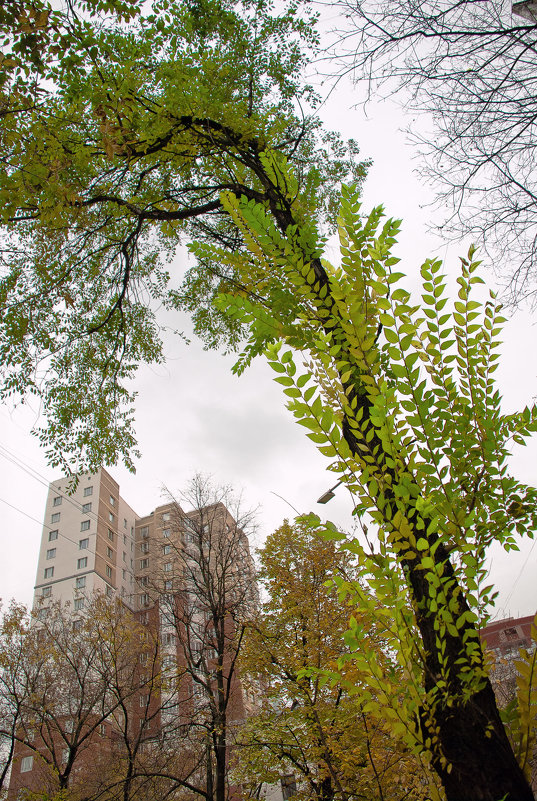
[235,520,435,801]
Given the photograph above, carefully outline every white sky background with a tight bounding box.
[0,55,536,619]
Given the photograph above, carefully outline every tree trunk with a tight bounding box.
[246,167,535,801]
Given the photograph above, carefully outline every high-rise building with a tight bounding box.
[33,468,138,612]
[8,470,259,801]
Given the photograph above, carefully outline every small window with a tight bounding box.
[51,512,60,523]
[140,652,148,664]
[124,518,127,529]
[20,756,33,773]
[109,495,116,507]
[139,576,149,586]
[42,586,52,598]
[123,534,127,544]
[139,695,148,708]
[84,486,93,497]
[122,568,127,580]
[163,562,172,573]
[99,723,106,736]
[74,598,84,611]
[64,720,74,733]
[107,546,113,559]
[141,542,149,554]
[82,502,92,513]
[140,593,150,606]
[140,525,149,539]
[48,529,58,542]
[46,548,56,560]
[162,513,170,522]
[140,558,149,569]
[123,551,127,562]
[163,545,171,555]
[79,538,89,550]
[108,529,114,542]
[80,520,90,532]
[164,580,173,590]
[108,511,114,523]
[105,586,113,598]
[75,576,86,589]
[106,565,112,578]
[77,557,87,569]
[44,567,54,579]
[53,496,62,507]
[163,528,171,539]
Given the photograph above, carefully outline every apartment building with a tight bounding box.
[9,471,259,801]
[33,468,138,613]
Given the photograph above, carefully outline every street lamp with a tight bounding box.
[317,480,343,504]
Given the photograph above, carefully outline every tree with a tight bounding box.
[327,0,537,302]
[133,476,258,801]
[2,595,161,801]
[0,0,366,475]
[235,520,436,801]
[188,164,537,800]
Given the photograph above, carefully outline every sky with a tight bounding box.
[1,63,536,621]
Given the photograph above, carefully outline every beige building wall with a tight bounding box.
[33,468,138,614]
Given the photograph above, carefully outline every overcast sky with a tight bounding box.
[1,73,536,621]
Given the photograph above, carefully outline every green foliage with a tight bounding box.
[203,162,537,784]
[0,0,366,474]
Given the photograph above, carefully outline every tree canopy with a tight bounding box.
[0,0,366,475]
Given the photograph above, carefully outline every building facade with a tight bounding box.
[9,471,258,801]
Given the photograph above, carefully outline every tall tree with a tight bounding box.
[187,162,537,800]
[0,0,365,475]
[326,0,537,302]
[236,520,436,801]
[153,476,259,801]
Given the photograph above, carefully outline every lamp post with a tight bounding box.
[316,480,343,505]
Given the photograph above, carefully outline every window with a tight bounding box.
[162,513,170,522]
[42,586,52,598]
[140,652,148,664]
[73,619,82,631]
[140,525,149,539]
[51,512,60,523]
[108,511,114,523]
[163,528,171,538]
[163,544,171,555]
[53,496,62,507]
[140,558,149,569]
[164,580,173,590]
[79,538,89,550]
[20,756,33,773]
[84,485,93,497]
[106,565,112,578]
[107,546,113,559]
[141,542,149,554]
[122,568,127,580]
[123,551,126,562]
[109,494,116,507]
[48,529,58,541]
[124,518,127,529]
[99,723,106,736]
[139,695,148,708]
[74,598,84,611]
[44,567,54,579]
[75,576,86,589]
[64,720,74,733]
[77,557,87,569]
[106,586,113,598]
[139,612,149,625]
[163,562,172,573]
[108,529,114,542]
[163,632,176,646]
[139,576,149,586]
[140,593,150,606]
[82,502,92,513]
[46,548,56,560]
[80,520,90,532]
